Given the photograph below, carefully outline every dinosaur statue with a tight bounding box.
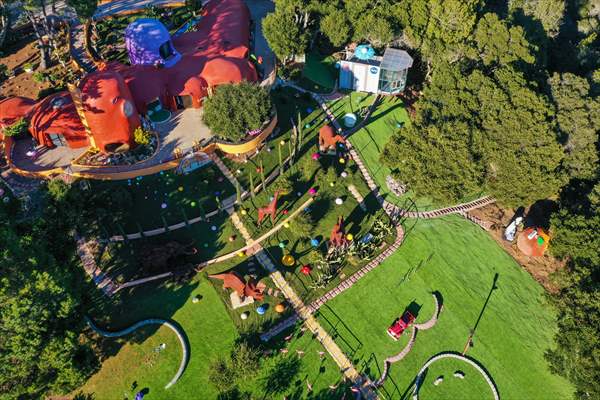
[330,216,348,248]
[257,190,280,225]
[141,241,197,271]
[319,124,345,153]
[209,271,264,301]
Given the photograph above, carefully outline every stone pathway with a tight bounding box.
[74,233,117,296]
[348,184,367,212]
[228,205,377,398]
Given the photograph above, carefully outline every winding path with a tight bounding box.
[373,293,444,387]
[87,317,189,389]
[412,352,500,400]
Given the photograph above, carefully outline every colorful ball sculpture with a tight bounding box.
[238,251,245,257]
[309,187,317,196]
[335,197,343,205]
[191,201,196,207]
[282,254,295,266]
[256,306,266,315]
[329,182,335,187]
[312,152,321,160]
[161,203,167,209]
[283,222,290,228]
[279,242,286,249]
[211,225,217,231]
[241,208,247,215]
[178,186,184,192]
[341,172,348,178]
[228,235,236,242]
[346,234,354,241]
[310,239,319,247]
[240,311,249,320]
[275,303,285,313]
[339,157,346,164]
[301,265,312,275]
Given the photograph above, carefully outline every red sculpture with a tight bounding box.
[209,272,264,301]
[319,125,345,153]
[257,190,280,225]
[330,216,348,247]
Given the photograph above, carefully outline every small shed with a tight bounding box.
[339,47,413,95]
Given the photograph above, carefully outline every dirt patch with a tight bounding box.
[0,37,55,99]
[469,203,564,293]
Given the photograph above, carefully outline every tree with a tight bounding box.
[382,62,565,207]
[512,0,565,38]
[473,13,536,68]
[545,181,600,399]
[262,9,308,62]
[203,82,272,142]
[320,9,350,47]
[67,0,97,20]
[208,358,236,392]
[0,186,98,399]
[549,73,600,180]
[2,118,29,137]
[353,12,394,47]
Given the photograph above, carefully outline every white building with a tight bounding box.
[339,48,414,95]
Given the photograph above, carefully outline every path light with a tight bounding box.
[280,140,286,146]
[211,225,217,231]
[297,192,302,197]
[301,265,312,275]
[283,209,289,215]
[329,182,335,187]
[283,222,290,228]
[178,186,184,191]
[339,157,346,164]
[161,203,167,209]
[191,201,196,207]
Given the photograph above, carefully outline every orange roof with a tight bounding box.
[0,97,36,139]
[517,227,550,257]
[29,93,89,148]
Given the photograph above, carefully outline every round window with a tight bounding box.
[122,100,134,117]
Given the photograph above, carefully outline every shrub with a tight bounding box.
[0,63,8,80]
[203,82,272,142]
[208,358,236,392]
[133,126,152,146]
[230,341,261,380]
[3,118,29,137]
[272,172,294,194]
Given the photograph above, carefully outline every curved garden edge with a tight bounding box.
[86,317,189,389]
[412,351,500,400]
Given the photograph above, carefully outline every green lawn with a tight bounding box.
[97,212,246,283]
[315,216,574,400]
[79,274,348,399]
[301,51,338,92]
[83,164,235,236]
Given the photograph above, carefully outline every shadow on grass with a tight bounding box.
[315,304,363,358]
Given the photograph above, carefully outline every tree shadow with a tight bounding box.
[260,356,301,398]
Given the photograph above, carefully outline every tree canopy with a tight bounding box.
[0,185,98,399]
[203,82,272,142]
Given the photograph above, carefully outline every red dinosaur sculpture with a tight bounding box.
[330,216,348,247]
[257,190,280,225]
[319,124,345,153]
[209,272,264,301]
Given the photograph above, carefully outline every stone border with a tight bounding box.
[412,352,500,400]
[86,317,189,389]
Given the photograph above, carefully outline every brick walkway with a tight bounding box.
[74,233,116,296]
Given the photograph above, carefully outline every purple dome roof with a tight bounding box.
[125,18,181,67]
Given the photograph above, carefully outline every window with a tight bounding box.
[48,133,67,147]
[159,41,174,60]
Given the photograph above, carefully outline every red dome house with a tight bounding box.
[0,0,259,176]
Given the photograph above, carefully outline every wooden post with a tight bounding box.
[161,215,169,232]
[198,203,206,221]
[259,159,266,192]
[235,180,242,204]
[182,208,190,227]
[249,171,256,199]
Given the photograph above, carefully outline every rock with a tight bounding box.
[433,376,444,386]
[454,371,465,379]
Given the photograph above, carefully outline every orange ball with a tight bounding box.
[275,303,286,313]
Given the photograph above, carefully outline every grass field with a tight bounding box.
[78,275,348,399]
[315,216,574,400]
[301,51,338,92]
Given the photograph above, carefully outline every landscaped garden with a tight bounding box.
[79,274,351,399]
[315,215,574,399]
